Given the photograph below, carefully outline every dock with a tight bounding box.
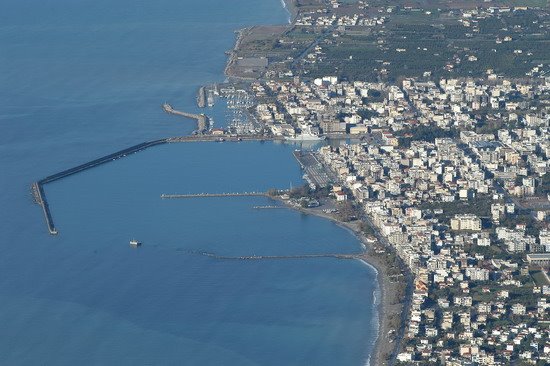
[163,103,209,131]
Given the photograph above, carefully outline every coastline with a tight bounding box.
[282,0,299,23]
[219,0,406,364]
[224,0,298,80]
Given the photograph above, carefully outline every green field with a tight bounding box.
[300,7,550,81]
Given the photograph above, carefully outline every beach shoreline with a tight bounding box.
[270,197,409,366]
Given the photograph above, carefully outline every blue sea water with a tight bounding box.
[0,0,379,365]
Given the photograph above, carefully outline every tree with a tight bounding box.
[335,201,356,222]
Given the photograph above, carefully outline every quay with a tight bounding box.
[161,192,268,199]
[198,251,366,261]
[162,103,209,131]
[166,135,283,143]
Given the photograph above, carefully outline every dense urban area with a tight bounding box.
[199,0,550,364]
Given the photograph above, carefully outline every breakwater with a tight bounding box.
[39,139,167,185]
[163,103,209,131]
[31,182,57,235]
[32,138,168,235]
[198,251,366,261]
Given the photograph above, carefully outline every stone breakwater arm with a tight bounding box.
[162,103,209,131]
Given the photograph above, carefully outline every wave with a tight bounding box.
[280,0,292,24]
[358,259,381,366]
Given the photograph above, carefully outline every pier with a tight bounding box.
[162,103,209,131]
[161,192,268,199]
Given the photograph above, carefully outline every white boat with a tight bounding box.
[129,239,141,248]
[285,132,326,141]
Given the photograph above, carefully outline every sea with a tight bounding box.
[0,0,379,365]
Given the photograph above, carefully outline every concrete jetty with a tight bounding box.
[161,192,268,199]
[163,103,209,131]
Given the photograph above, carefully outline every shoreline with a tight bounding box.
[224,0,298,81]
[219,0,405,364]
[281,0,299,23]
[271,197,406,366]
[218,0,405,363]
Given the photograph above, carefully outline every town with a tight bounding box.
[202,0,550,364]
